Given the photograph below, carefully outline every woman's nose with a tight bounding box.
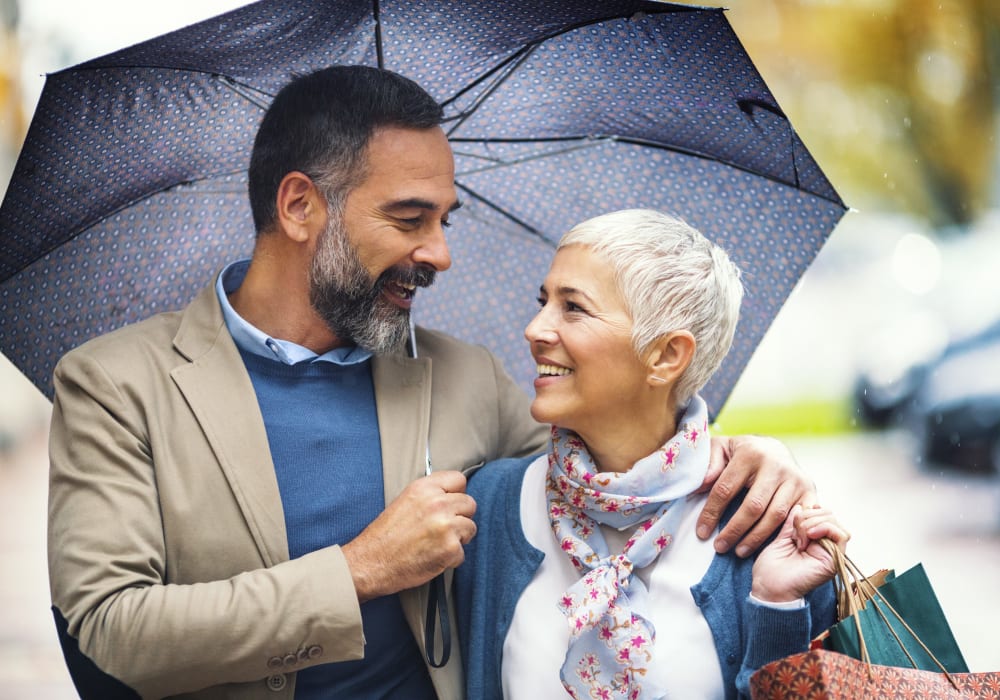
[524,308,556,345]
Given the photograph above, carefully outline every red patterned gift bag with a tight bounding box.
[750,541,999,699]
[750,649,1000,699]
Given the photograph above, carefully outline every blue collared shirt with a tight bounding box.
[215,259,373,366]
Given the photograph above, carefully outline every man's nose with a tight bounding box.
[413,224,452,272]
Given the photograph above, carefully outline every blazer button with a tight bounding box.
[266,673,287,692]
[282,653,298,667]
[308,645,323,659]
[267,656,283,670]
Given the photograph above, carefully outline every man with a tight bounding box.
[48,66,815,700]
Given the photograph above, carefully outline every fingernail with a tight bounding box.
[736,545,750,558]
[697,525,710,539]
[714,538,729,553]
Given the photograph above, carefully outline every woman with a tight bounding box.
[455,209,848,700]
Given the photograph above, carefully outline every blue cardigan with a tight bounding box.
[455,457,836,700]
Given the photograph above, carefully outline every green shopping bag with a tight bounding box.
[819,544,969,673]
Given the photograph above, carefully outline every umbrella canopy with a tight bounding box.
[0,0,846,416]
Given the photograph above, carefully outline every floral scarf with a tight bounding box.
[545,396,710,700]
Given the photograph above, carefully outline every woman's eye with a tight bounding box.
[536,296,547,308]
[566,301,584,313]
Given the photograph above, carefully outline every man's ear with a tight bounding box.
[646,330,696,387]
[275,171,324,244]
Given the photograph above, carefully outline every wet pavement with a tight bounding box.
[789,428,1000,674]
[0,422,997,698]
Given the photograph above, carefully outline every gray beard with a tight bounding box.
[308,215,433,355]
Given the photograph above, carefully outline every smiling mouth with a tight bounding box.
[537,363,573,377]
[384,280,417,300]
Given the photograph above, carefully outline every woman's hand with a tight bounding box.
[750,504,850,603]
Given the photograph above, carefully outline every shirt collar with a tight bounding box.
[216,259,373,366]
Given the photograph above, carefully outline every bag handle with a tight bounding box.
[818,539,958,689]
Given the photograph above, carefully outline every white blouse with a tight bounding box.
[501,455,725,699]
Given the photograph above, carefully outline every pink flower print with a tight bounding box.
[595,689,612,700]
[599,624,614,641]
[661,443,679,471]
[550,503,568,518]
[655,533,672,551]
[684,422,700,445]
[582,471,595,484]
[603,500,619,513]
[617,647,631,662]
[561,538,576,554]
[630,634,647,649]
[560,594,575,610]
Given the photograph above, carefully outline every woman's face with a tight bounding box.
[525,244,649,440]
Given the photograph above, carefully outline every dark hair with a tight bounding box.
[247,65,444,233]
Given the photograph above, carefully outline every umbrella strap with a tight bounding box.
[424,572,452,668]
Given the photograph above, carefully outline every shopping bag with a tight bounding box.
[750,540,990,699]
[750,648,1000,700]
[824,562,969,673]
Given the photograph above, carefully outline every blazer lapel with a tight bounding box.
[372,350,435,657]
[372,352,432,505]
[170,283,289,567]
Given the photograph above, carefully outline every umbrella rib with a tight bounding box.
[215,75,272,110]
[443,46,539,137]
[451,134,844,208]
[373,0,384,69]
[3,169,251,282]
[441,6,690,132]
[454,182,552,246]
[452,138,609,175]
[611,134,842,206]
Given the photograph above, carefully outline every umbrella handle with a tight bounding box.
[424,572,452,668]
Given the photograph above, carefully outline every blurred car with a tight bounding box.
[854,315,1000,473]
[852,311,950,428]
[907,338,1000,473]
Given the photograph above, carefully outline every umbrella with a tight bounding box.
[0,0,846,417]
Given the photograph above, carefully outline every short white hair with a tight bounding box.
[559,209,744,406]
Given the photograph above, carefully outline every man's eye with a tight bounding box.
[441,219,452,228]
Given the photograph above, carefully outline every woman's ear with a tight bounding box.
[275,171,325,244]
[647,330,696,387]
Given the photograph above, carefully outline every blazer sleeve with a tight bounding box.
[48,348,363,699]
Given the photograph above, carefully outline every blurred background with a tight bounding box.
[1,0,998,696]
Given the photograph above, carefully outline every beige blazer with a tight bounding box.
[48,281,547,700]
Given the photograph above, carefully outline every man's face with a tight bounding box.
[309,126,459,353]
